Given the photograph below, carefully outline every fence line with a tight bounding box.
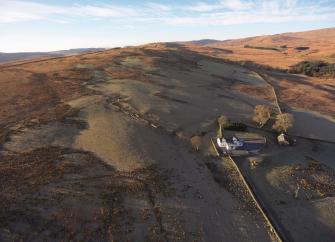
[252,70,282,114]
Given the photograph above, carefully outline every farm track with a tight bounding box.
[227,155,291,242]
[210,139,289,242]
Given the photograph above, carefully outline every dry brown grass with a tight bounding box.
[0,145,170,241]
[0,38,333,241]
[270,73,335,117]
[232,83,274,101]
[202,28,335,69]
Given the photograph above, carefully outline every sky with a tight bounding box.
[1,0,335,52]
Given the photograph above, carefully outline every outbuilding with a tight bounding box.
[277,133,296,146]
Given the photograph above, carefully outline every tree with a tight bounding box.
[218,115,230,128]
[217,115,230,138]
[190,136,202,151]
[253,105,271,126]
[217,127,223,138]
[273,113,294,133]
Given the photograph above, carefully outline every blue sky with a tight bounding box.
[1,0,334,52]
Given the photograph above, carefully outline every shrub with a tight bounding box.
[225,122,247,131]
[217,115,230,129]
[273,113,294,133]
[295,46,310,51]
[217,115,230,137]
[290,61,335,77]
[190,136,202,151]
[249,157,265,168]
[253,105,271,126]
[244,45,279,51]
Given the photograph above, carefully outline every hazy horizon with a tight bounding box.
[1,0,335,52]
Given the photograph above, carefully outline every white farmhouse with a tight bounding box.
[217,136,244,151]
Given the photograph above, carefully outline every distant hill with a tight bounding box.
[0,52,55,63]
[202,27,335,47]
[50,48,106,55]
[0,48,105,63]
[194,27,335,69]
[181,39,221,46]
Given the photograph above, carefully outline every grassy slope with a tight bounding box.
[204,27,335,69]
[0,39,334,241]
[0,44,275,242]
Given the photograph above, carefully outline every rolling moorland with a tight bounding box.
[0,28,335,241]
[194,27,335,70]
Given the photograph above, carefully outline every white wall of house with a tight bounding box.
[217,137,243,151]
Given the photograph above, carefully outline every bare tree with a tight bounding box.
[218,115,230,130]
[190,136,202,151]
[217,127,223,138]
[253,105,271,126]
[217,115,230,138]
[273,113,294,132]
